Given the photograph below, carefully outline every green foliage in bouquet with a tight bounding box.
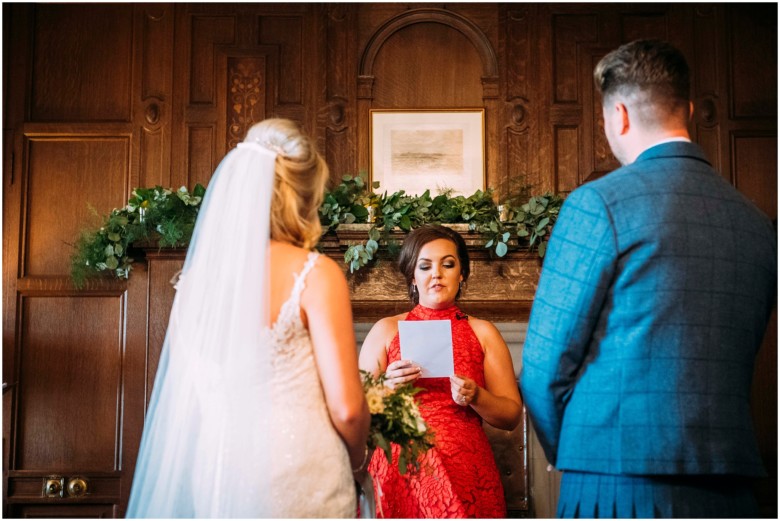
[70,185,204,287]
[361,370,435,475]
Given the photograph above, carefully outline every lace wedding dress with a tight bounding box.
[262,251,355,517]
[127,139,354,518]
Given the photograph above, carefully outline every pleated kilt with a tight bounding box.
[557,471,759,518]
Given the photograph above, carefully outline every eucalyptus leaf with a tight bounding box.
[496,241,508,257]
[399,215,412,231]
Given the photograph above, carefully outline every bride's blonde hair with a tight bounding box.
[244,118,328,249]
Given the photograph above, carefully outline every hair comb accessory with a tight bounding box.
[237,139,285,157]
[262,140,286,156]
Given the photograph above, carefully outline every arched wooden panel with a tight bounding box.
[371,22,484,108]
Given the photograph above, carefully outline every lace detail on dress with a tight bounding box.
[263,250,354,516]
[267,251,319,346]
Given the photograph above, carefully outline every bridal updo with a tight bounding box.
[244,118,328,249]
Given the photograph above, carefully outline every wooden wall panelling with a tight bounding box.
[3,6,31,513]
[136,4,175,189]
[3,3,141,515]
[172,7,236,190]
[501,5,536,193]
[16,296,122,470]
[580,44,619,186]
[119,261,151,516]
[22,134,131,276]
[257,5,320,139]
[6,285,128,515]
[141,252,183,406]
[727,5,777,122]
[30,4,133,122]
[549,10,598,193]
[692,6,724,174]
[322,4,359,181]
[2,4,31,517]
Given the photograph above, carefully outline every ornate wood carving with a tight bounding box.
[227,57,266,150]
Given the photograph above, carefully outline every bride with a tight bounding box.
[126,118,370,517]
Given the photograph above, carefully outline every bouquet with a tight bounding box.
[361,370,435,475]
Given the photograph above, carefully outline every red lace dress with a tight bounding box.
[368,304,506,518]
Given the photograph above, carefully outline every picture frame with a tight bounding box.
[370,109,485,196]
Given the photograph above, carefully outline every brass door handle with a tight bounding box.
[43,476,65,498]
[67,476,88,497]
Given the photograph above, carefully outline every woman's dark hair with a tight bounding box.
[398,225,470,303]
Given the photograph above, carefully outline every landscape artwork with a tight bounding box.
[371,110,484,196]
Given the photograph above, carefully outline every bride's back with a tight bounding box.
[268,240,318,327]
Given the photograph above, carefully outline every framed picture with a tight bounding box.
[370,109,485,196]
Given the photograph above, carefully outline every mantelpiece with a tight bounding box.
[318,224,543,323]
[135,224,544,323]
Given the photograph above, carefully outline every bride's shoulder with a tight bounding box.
[271,242,341,276]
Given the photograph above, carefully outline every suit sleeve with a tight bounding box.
[519,186,618,466]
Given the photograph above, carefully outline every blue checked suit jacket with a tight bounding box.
[520,141,776,477]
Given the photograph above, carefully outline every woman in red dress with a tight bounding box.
[359,225,523,518]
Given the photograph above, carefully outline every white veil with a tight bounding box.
[126,140,277,517]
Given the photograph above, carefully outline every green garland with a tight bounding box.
[70,176,562,286]
[70,185,205,287]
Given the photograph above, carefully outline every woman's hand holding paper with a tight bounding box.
[384,359,421,389]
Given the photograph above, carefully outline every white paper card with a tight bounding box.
[398,320,454,378]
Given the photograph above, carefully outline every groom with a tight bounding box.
[520,39,776,517]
